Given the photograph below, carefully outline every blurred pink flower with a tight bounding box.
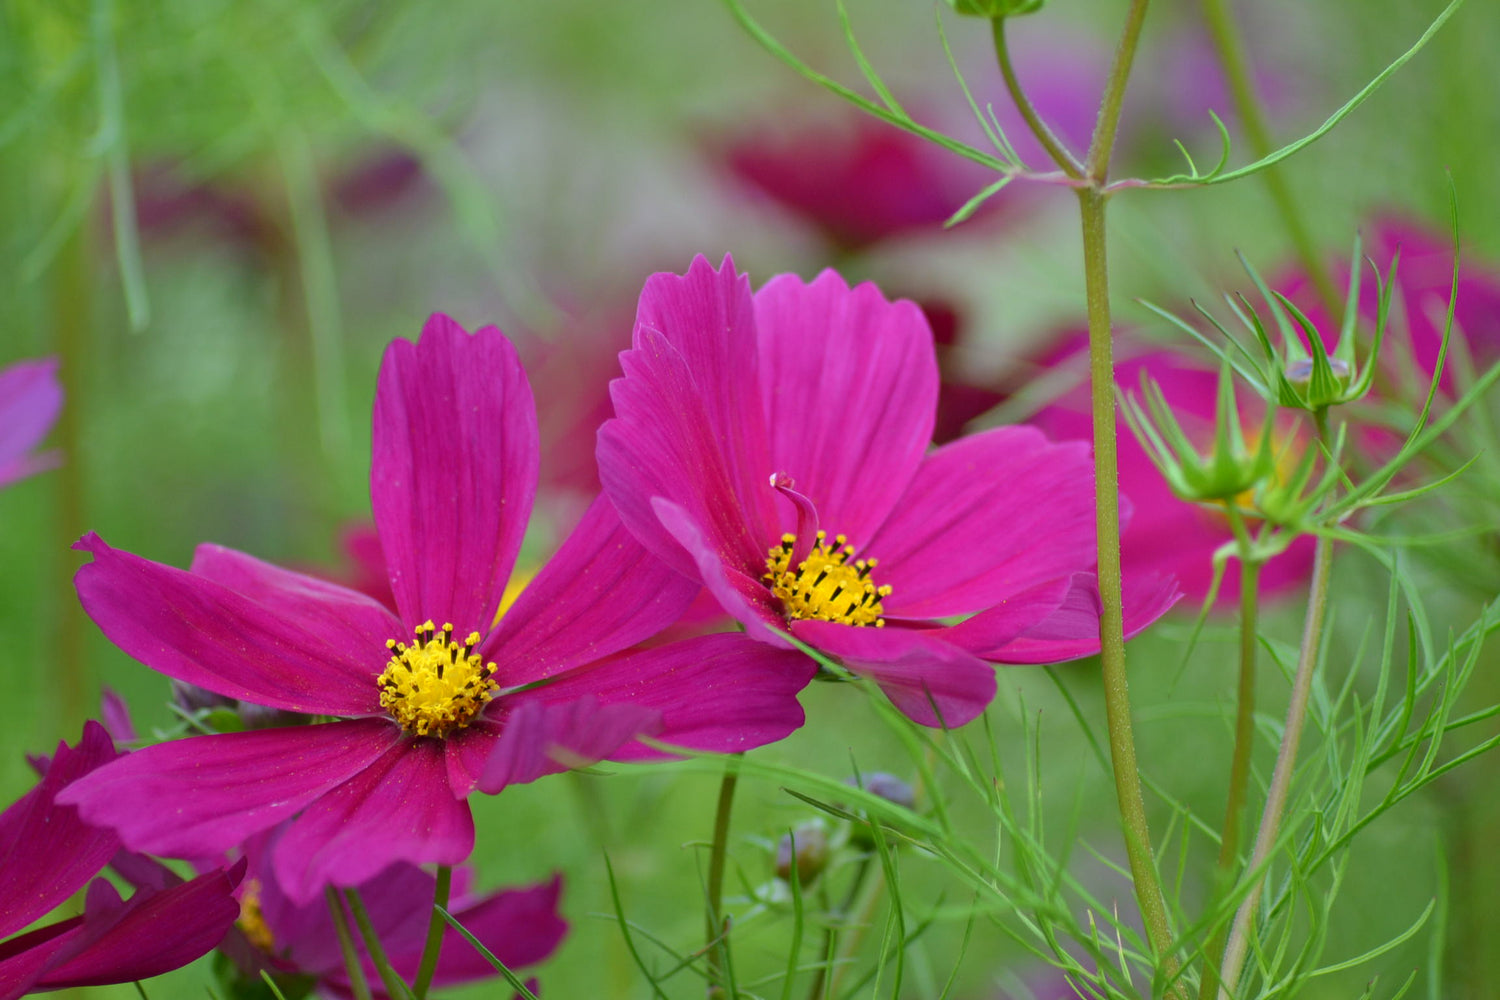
[1029,335,1316,608]
[0,358,62,489]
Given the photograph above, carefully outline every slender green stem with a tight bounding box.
[411,866,451,999]
[706,754,742,996]
[1199,0,1341,319]
[1199,509,1263,1000]
[326,887,375,1000]
[1215,413,1336,998]
[989,18,1084,178]
[345,887,413,1000]
[823,863,887,1000]
[1084,0,1152,181]
[804,856,874,1000]
[51,217,92,736]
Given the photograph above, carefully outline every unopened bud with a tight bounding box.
[849,772,916,810]
[775,823,830,887]
[947,0,1045,16]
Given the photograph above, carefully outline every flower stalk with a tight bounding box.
[706,754,742,995]
[326,887,375,1000]
[411,865,452,999]
[1199,508,1264,1000]
[1215,413,1336,997]
[345,887,413,1000]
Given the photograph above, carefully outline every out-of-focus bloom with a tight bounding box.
[716,37,1101,255]
[0,358,62,490]
[599,257,1176,729]
[61,315,814,903]
[223,827,566,998]
[1279,216,1500,397]
[1029,337,1316,607]
[0,722,243,1000]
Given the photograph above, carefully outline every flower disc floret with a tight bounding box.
[378,620,497,738]
[764,531,890,627]
[237,878,275,952]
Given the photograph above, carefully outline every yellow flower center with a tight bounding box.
[238,879,275,953]
[763,531,891,627]
[378,620,498,738]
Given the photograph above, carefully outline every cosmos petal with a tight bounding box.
[372,314,539,637]
[485,495,699,684]
[755,271,937,547]
[967,571,1182,664]
[792,621,997,729]
[477,697,663,795]
[869,427,1096,619]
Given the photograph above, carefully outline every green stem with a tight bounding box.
[1079,186,1182,993]
[989,17,1084,178]
[706,754,742,996]
[345,887,413,1000]
[326,887,375,1000]
[823,863,887,1000]
[1199,509,1263,1000]
[1215,414,1336,997]
[51,216,92,737]
[804,857,874,1000]
[411,866,451,999]
[1199,0,1342,320]
[1084,0,1152,182]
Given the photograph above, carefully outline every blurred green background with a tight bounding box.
[2,0,1498,996]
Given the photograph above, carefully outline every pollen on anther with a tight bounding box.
[763,531,889,627]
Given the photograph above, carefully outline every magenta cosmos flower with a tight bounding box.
[0,722,243,1000]
[0,358,62,490]
[61,315,814,904]
[220,826,566,998]
[598,257,1176,729]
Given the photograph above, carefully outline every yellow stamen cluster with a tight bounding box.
[237,878,275,953]
[764,531,891,627]
[378,620,497,738]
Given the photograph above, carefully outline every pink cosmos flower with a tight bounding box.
[222,827,566,998]
[0,358,62,489]
[1029,336,1315,607]
[0,722,243,1000]
[598,257,1176,729]
[60,315,814,904]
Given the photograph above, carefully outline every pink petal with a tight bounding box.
[0,918,79,1000]
[0,358,62,489]
[371,315,539,636]
[477,697,664,795]
[484,495,698,685]
[273,739,475,904]
[32,863,243,990]
[191,543,403,665]
[74,534,384,716]
[651,497,787,646]
[793,621,997,728]
[57,720,400,862]
[0,723,120,938]
[754,271,937,546]
[971,571,1182,663]
[935,576,1075,653]
[518,633,815,760]
[597,256,776,580]
[868,427,1095,619]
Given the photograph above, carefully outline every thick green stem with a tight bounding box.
[1199,0,1342,319]
[990,18,1084,178]
[411,865,451,999]
[1199,510,1263,1000]
[1079,187,1182,993]
[345,887,413,1000]
[706,754,742,995]
[1216,415,1336,997]
[326,887,374,1000]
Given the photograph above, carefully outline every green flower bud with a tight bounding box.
[946,0,1045,17]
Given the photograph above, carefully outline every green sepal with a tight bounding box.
[946,0,1046,16]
